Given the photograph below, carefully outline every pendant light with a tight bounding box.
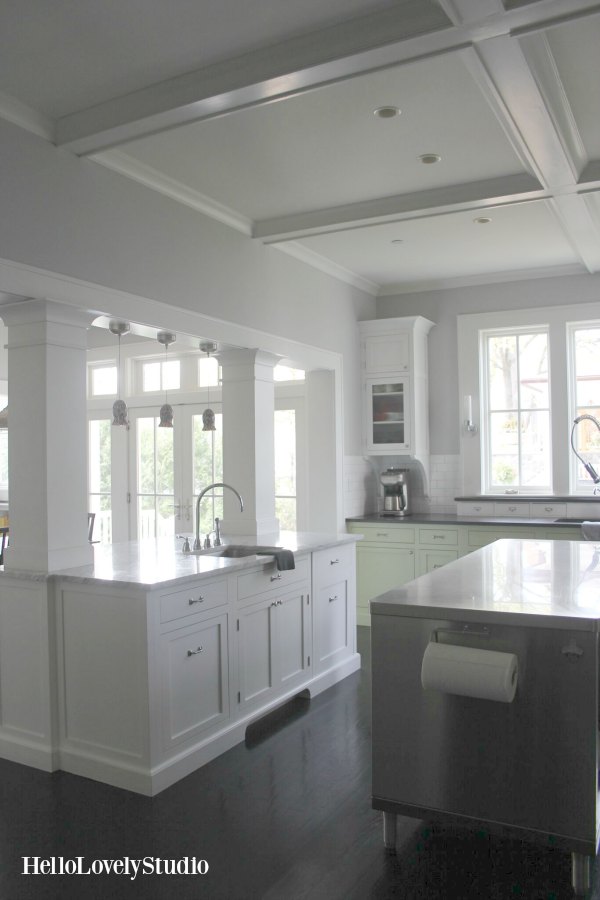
[199,341,217,431]
[157,331,176,428]
[109,320,130,427]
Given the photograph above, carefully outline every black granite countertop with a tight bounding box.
[346,513,588,528]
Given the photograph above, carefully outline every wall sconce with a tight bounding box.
[464,394,478,434]
[109,320,130,427]
[199,340,217,432]
[157,331,176,428]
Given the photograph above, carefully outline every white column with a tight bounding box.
[306,369,341,532]
[1,299,95,572]
[219,348,280,537]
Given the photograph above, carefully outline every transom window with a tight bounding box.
[89,364,117,396]
[142,359,180,393]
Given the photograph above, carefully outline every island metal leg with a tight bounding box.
[571,852,592,896]
[383,812,397,854]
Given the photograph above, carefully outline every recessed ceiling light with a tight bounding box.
[374,106,400,119]
[419,153,441,164]
[473,216,492,224]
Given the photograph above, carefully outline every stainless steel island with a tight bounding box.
[371,539,600,896]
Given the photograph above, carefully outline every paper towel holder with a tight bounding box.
[432,625,490,643]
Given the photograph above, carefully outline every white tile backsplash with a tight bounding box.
[343,454,462,518]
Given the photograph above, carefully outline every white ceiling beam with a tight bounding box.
[55,3,458,155]
[549,193,600,272]
[54,0,600,157]
[254,174,544,243]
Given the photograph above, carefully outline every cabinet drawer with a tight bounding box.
[530,502,567,519]
[312,543,355,586]
[467,527,536,548]
[159,577,228,624]
[418,527,458,547]
[493,502,531,517]
[456,501,494,516]
[237,555,310,601]
[352,524,415,544]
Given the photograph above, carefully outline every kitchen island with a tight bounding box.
[0,531,359,795]
[371,538,600,895]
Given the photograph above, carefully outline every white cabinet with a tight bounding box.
[236,556,311,713]
[52,540,360,795]
[360,317,434,464]
[159,610,229,752]
[312,543,356,674]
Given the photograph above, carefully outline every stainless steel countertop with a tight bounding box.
[370,538,600,631]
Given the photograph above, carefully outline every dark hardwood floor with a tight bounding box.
[0,627,597,899]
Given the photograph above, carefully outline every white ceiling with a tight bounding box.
[1,0,600,296]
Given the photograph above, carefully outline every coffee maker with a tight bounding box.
[380,467,410,517]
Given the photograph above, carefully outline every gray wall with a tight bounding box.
[377,273,600,455]
[0,118,375,454]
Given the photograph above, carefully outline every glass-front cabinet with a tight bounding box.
[366,377,410,452]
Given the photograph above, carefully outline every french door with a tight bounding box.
[128,405,222,541]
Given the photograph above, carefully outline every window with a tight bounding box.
[192,412,223,535]
[0,391,7,497]
[89,364,117,396]
[458,301,600,497]
[141,359,180,392]
[88,419,112,543]
[274,365,305,382]
[197,356,220,388]
[570,324,600,491]
[274,408,297,529]
[136,416,175,538]
[482,328,550,492]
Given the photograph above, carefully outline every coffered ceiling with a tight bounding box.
[1,0,599,295]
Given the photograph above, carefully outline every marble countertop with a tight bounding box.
[371,538,600,631]
[45,531,358,589]
[346,513,587,527]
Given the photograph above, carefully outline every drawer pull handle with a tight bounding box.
[188,595,205,605]
[508,506,517,512]
[330,558,340,565]
[376,533,388,538]
[271,599,283,607]
[270,573,282,582]
[329,595,338,603]
[433,534,444,540]
[544,506,553,512]
[187,646,204,656]
[474,506,481,511]
[433,564,443,569]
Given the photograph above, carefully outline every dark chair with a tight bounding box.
[0,527,8,565]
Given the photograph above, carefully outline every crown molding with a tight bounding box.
[377,262,586,296]
[89,149,253,235]
[0,90,54,142]
[274,243,379,296]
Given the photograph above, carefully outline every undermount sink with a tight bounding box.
[553,518,585,524]
[184,544,279,558]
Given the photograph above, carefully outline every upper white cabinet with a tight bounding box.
[360,316,434,460]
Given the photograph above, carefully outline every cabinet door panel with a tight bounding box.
[314,580,350,672]
[277,591,309,690]
[417,549,458,576]
[238,600,274,709]
[160,613,228,750]
[356,546,415,610]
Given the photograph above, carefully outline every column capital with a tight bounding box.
[0,298,96,330]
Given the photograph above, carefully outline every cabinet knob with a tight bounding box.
[187,646,204,656]
[330,558,340,565]
[329,595,338,603]
[188,595,204,605]
[270,573,282,582]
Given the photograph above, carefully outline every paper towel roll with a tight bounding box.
[421,642,518,703]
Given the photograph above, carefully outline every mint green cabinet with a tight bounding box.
[355,544,415,626]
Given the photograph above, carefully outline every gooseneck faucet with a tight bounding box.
[194,483,244,551]
[571,414,600,492]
